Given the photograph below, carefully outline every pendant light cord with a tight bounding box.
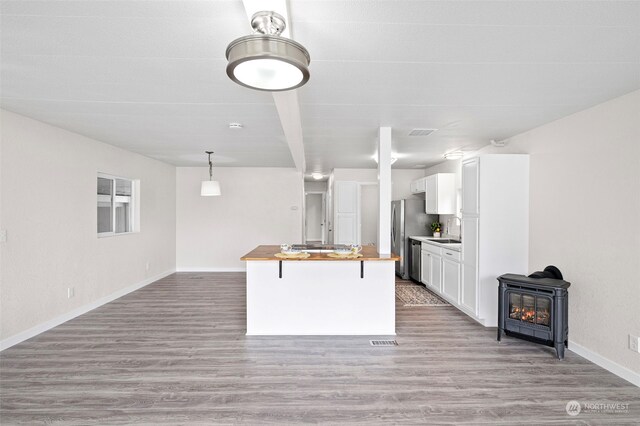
[206,151,214,181]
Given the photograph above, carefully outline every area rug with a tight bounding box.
[395,280,450,307]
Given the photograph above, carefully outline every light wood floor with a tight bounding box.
[1,273,638,425]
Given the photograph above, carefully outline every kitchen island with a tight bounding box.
[241,245,400,335]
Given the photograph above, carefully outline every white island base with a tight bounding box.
[246,260,396,335]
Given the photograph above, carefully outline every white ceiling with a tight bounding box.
[2,1,639,174]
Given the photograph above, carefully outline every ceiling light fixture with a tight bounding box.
[311,172,323,180]
[225,11,311,92]
[443,151,464,160]
[372,154,398,165]
[201,151,221,196]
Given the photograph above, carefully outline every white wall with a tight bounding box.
[390,169,426,200]
[176,167,303,270]
[433,90,640,378]
[330,168,426,246]
[332,168,424,200]
[304,181,327,192]
[0,110,176,342]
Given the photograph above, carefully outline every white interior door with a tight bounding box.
[334,181,359,244]
[305,193,324,243]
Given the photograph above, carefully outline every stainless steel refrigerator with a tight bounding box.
[391,199,438,280]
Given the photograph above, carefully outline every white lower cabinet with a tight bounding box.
[420,250,431,287]
[421,243,443,293]
[442,257,460,304]
[421,242,457,300]
[430,253,442,293]
[461,263,477,315]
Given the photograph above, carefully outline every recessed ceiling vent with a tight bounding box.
[408,128,437,137]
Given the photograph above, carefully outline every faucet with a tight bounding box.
[446,217,462,240]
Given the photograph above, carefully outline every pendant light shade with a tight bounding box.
[201,151,221,197]
[201,180,221,196]
[225,11,310,92]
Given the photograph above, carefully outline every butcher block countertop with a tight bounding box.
[241,245,400,261]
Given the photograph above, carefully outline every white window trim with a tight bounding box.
[98,172,140,238]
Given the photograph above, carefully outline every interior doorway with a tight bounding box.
[359,183,379,246]
[305,192,325,244]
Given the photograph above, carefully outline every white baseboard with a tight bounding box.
[569,340,640,387]
[175,267,246,272]
[0,269,175,351]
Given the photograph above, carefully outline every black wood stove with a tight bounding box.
[497,266,570,359]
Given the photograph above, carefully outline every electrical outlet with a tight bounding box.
[630,334,640,353]
[67,287,75,299]
[0,229,7,243]
[145,262,150,272]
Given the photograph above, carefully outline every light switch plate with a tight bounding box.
[0,229,7,243]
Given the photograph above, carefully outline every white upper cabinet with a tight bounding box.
[461,159,479,216]
[410,177,427,194]
[425,173,456,214]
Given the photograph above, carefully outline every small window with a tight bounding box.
[98,174,138,236]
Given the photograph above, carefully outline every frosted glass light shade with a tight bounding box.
[226,34,310,92]
[233,59,303,91]
[201,180,221,196]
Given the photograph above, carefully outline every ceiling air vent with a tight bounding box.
[408,128,437,137]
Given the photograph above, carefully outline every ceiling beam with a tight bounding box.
[240,0,306,173]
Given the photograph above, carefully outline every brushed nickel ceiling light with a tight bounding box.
[225,11,310,92]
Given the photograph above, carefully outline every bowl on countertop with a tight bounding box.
[333,248,353,255]
[281,249,301,255]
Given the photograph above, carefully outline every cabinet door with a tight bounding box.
[461,158,479,216]
[410,180,418,194]
[461,263,477,314]
[461,217,478,265]
[442,258,460,304]
[425,175,438,214]
[416,177,427,193]
[461,217,478,314]
[430,253,442,293]
[420,250,431,286]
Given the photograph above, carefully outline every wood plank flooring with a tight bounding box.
[1,272,638,425]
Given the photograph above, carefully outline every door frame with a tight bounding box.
[304,191,326,244]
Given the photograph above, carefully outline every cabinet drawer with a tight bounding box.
[422,242,442,255]
[442,249,461,262]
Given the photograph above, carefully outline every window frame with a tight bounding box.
[97,172,138,238]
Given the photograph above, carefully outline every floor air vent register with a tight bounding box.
[370,340,398,347]
[497,266,570,359]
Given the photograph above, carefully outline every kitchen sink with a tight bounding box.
[428,239,461,244]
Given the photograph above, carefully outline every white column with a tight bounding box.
[377,127,392,254]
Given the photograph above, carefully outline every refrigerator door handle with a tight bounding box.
[391,204,396,245]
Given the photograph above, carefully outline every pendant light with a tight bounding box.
[225,11,310,92]
[201,151,221,196]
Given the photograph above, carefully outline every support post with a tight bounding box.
[377,127,392,254]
